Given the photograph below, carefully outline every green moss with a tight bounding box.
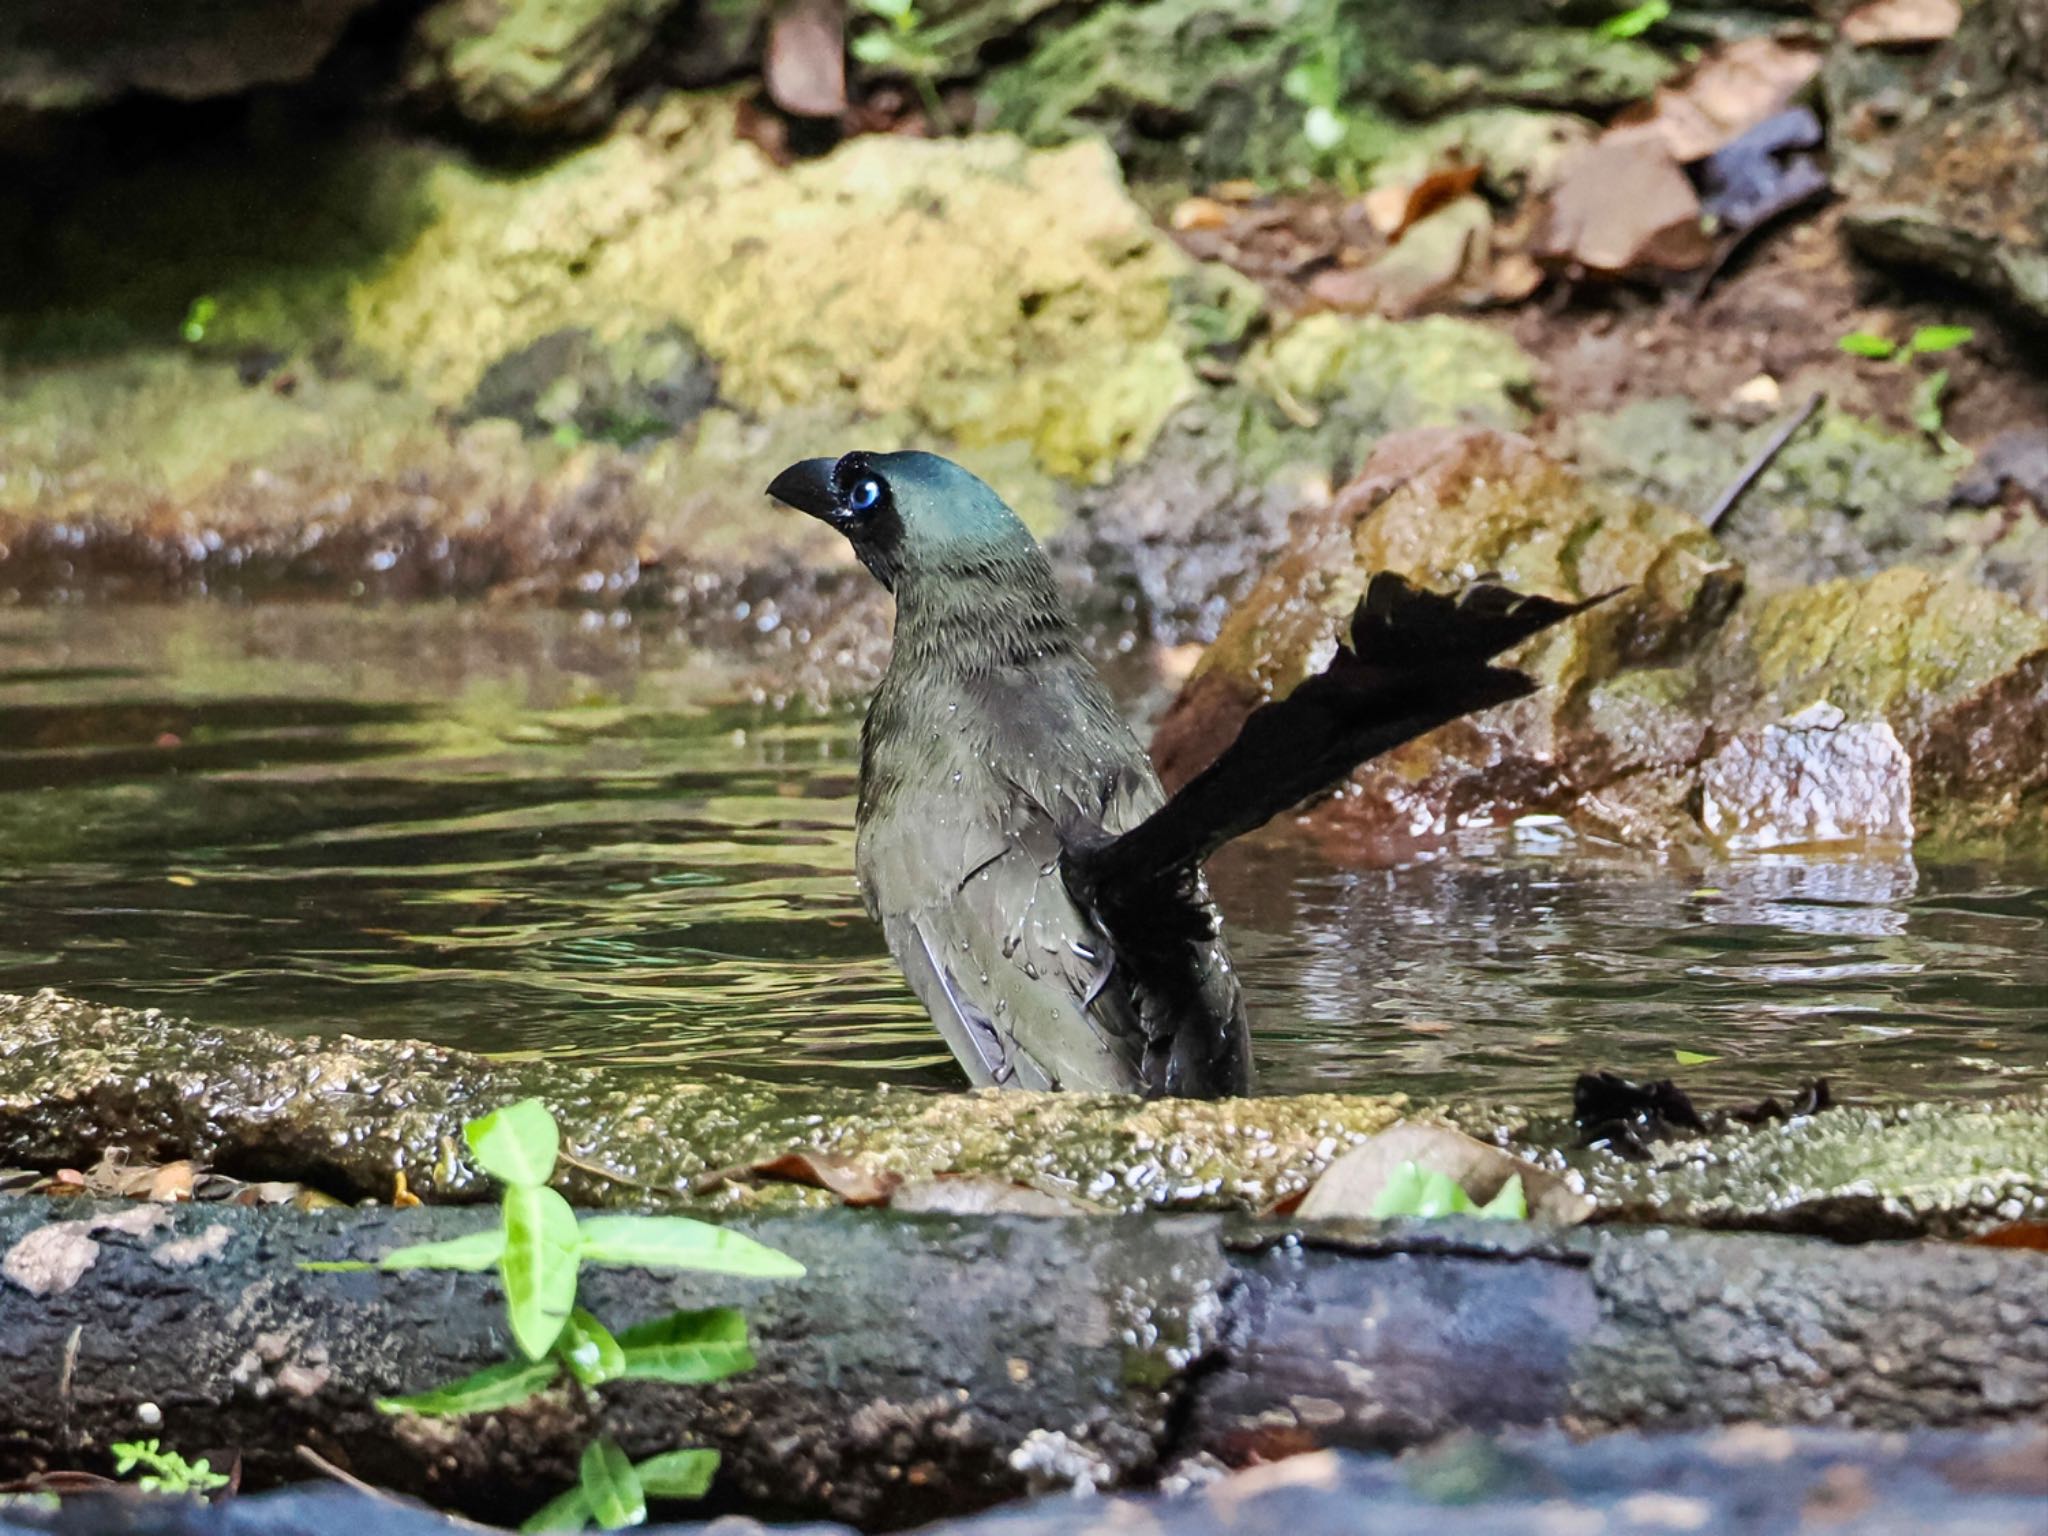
[983,0,1676,183]
[350,104,1200,480]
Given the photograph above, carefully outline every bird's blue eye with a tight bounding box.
[847,478,882,513]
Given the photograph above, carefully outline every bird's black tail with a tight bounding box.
[1067,573,1612,901]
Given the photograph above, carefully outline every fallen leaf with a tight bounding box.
[1967,1220,2048,1251]
[1172,196,1236,232]
[698,1150,902,1206]
[1395,164,1483,237]
[1610,36,1824,163]
[765,0,846,119]
[1536,137,1712,276]
[1295,1122,1591,1224]
[147,1161,196,1203]
[1312,195,1493,315]
[1843,0,1959,46]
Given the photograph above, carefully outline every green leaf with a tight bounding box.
[1837,331,1897,360]
[1412,1169,1473,1218]
[614,1307,755,1385]
[1476,1174,1528,1221]
[1598,0,1670,40]
[376,1356,560,1416]
[857,0,914,19]
[557,1308,626,1387]
[503,1185,582,1360]
[380,1227,508,1272]
[1910,367,1950,439]
[466,1099,560,1187]
[1903,324,1974,358]
[1673,1048,1718,1066]
[1368,1160,1428,1218]
[578,1439,645,1531]
[575,1215,804,1278]
[521,1485,591,1534]
[849,30,899,65]
[297,1260,375,1272]
[633,1449,719,1501]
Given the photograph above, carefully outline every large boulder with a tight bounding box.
[349,97,1201,481]
[1153,428,2048,850]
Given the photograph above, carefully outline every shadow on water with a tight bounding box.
[2,602,2044,1103]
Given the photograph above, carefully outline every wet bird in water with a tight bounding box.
[767,451,1602,1098]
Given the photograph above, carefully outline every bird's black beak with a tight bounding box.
[765,457,839,521]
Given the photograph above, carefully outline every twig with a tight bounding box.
[1705,390,1823,533]
[294,1446,499,1531]
[555,1147,689,1199]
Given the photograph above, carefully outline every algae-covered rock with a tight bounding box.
[1066,314,1541,642]
[1153,428,2048,849]
[1541,1095,2048,1238]
[351,98,1200,480]
[1563,398,2041,606]
[1151,427,1739,846]
[981,0,1672,182]
[404,0,686,136]
[1732,569,2048,843]
[4,988,2043,1237]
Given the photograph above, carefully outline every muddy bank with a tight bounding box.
[3,990,2043,1238]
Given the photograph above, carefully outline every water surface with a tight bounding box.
[2,603,2043,1104]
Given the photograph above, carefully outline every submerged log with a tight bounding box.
[2,1200,2044,1527]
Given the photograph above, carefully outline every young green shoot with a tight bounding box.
[849,0,953,134]
[301,1099,802,1530]
[1369,1161,1528,1221]
[111,1440,230,1496]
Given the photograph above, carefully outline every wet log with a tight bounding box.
[2,1201,2045,1528]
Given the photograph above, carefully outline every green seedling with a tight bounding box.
[1369,1161,1528,1220]
[303,1099,802,1530]
[1598,0,1672,40]
[1837,325,1973,446]
[111,1440,229,1496]
[850,0,953,133]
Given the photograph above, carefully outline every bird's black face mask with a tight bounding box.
[766,452,904,589]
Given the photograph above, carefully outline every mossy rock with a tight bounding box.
[350,99,1201,481]
[981,0,1672,182]
[404,0,686,136]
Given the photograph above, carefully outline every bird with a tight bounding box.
[767,450,1605,1098]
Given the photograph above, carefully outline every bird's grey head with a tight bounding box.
[765,450,1034,591]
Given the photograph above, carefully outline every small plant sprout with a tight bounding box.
[111,1439,230,1496]
[850,0,952,133]
[1598,0,1672,41]
[1369,1161,1528,1220]
[1837,324,1974,447]
[180,296,218,346]
[302,1099,802,1531]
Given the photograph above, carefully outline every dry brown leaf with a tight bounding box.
[702,1150,903,1206]
[1396,164,1484,238]
[1296,1122,1592,1224]
[1967,1219,2048,1250]
[765,0,846,119]
[1843,0,1959,46]
[1171,196,1236,232]
[1610,36,1824,163]
[1536,137,1712,276]
[146,1161,196,1203]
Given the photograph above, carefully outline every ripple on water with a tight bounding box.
[1,603,2043,1103]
